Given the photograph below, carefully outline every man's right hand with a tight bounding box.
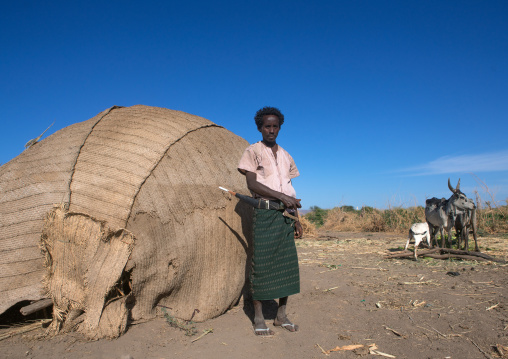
[280,194,301,209]
[246,171,301,209]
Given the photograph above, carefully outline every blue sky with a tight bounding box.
[1,0,507,209]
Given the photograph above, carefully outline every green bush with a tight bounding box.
[340,205,357,213]
[361,206,375,214]
[305,206,329,227]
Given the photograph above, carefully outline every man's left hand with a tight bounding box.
[294,221,303,239]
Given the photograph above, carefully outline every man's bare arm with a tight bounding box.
[244,171,301,209]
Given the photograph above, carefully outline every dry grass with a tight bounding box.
[471,174,508,234]
[0,319,52,341]
[320,206,426,234]
[305,178,508,235]
[306,194,507,235]
[474,194,508,234]
[299,216,317,237]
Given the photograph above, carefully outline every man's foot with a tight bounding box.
[273,317,299,332]
[254,325,274,336]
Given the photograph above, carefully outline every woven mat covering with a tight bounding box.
[41,206,134,339]
[0,105,252,337]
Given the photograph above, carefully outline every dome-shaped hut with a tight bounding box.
[0,105,251,338]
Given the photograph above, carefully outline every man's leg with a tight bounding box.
[274,296,299,332]
[253,300,274,336]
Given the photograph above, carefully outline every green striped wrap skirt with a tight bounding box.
[250,208,300,300]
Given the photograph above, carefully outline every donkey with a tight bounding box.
[425,178,476,248]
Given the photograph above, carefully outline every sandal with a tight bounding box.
[254,328,274,336]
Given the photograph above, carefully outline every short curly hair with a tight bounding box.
[254,106,284,130]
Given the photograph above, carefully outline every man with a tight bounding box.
[237,106,302,336]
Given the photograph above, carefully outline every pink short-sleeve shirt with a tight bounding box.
[237,141,299,200]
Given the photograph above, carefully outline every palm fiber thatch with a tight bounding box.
[0,105,251,338]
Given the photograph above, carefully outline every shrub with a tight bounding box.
[340,205,357,213]
[305,206,329,227]
[305,195,506,235]
[475,198,508,234]
[319,205,425,233]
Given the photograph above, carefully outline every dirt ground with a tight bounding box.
[1,231,507,359]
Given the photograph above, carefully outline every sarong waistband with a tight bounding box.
[257,198,284,210]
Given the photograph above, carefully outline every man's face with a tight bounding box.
[259,115,280,144]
